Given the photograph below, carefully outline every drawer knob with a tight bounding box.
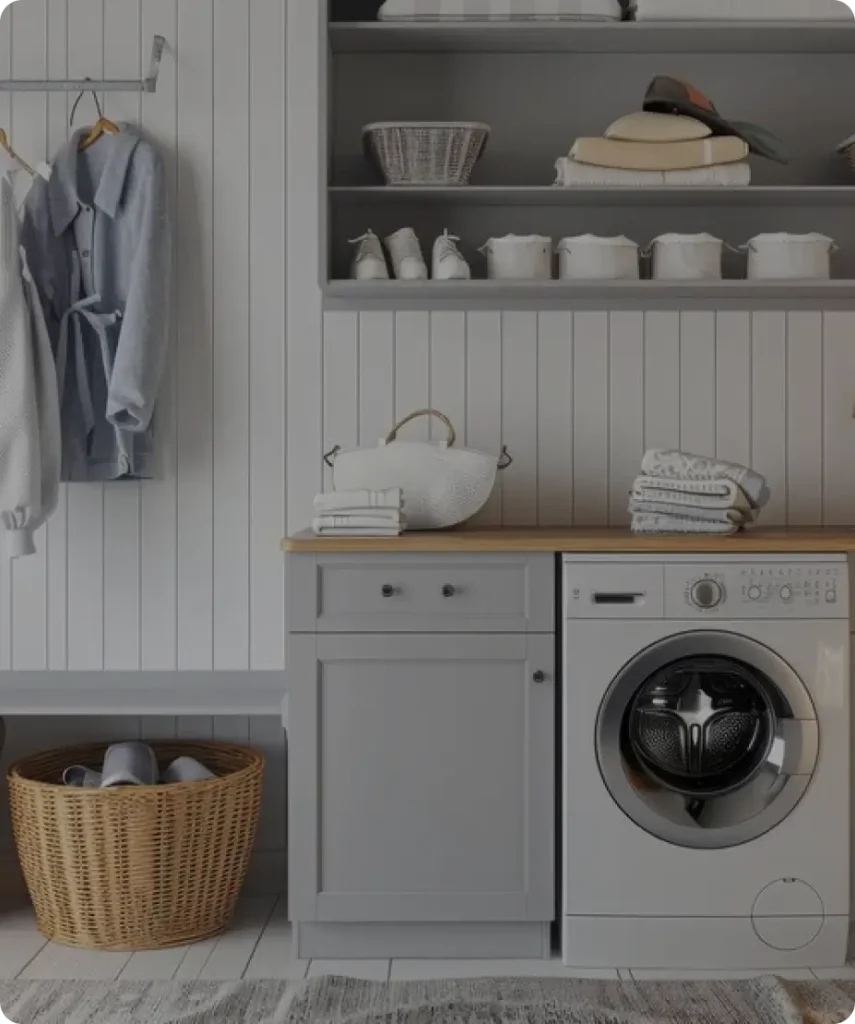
[381,585,397,598]
[442,584,457,598]
[533,670,547,685]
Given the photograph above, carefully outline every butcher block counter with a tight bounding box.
[283,526,855,554]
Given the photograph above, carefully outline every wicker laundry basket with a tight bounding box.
[8,741,263,951]
[364,122,490,185]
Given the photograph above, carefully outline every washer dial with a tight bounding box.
[689,578,724,610]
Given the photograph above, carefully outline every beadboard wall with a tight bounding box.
[0,0,287,890]
[318,308,855,530]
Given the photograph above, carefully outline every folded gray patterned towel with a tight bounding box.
[632,513,739,536]
[629,498,750,525]
[631,475,754,515]
[641,449,769,509]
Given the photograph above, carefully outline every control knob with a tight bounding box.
[690,578,724,610]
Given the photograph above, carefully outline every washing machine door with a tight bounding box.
[596,631,818,850]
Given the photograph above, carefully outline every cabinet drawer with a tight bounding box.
[287,553,554,633]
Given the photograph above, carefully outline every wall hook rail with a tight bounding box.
[0,35,166,93]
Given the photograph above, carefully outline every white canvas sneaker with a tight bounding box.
[385,227,428,281]
[350,230,389,280]
[432,230,471,280]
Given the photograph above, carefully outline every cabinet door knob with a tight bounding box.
[382,585,396,598]
[442,584,457,598]
[533,670,547,684]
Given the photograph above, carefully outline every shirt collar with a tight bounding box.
[48,126,141,237]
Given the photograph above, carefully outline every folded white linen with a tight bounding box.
[313,527,403,537]
[633,0,850,18]
[629,498,749,525]
[631,475,754,514]
[379,0,623,19]
[314,514,404,530]
[631,513,740,536]
[641,449,769,508]
[314,489,402,513]
[554,157,751,188]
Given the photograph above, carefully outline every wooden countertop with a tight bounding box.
[283,527,855,554]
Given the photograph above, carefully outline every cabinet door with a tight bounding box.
[289,633,555,924]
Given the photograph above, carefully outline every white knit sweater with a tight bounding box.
[0,173,61,558]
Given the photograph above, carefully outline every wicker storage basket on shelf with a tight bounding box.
[8,741,263,951]
[364,121,490,185]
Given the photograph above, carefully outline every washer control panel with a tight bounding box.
[670,562,849,619]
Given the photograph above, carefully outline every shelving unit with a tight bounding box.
[326,15,855,306]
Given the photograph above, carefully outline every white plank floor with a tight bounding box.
[0,898,852,983]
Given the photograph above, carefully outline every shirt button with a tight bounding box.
[82,250,90,258]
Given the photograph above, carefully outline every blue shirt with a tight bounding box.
[20,126,171,481]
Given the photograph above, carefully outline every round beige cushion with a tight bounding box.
[605,111,712,143]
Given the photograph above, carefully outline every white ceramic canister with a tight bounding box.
[649,232,724,281]
[744,232,837,280]
[557,234,640,280]
[479,234,552,280]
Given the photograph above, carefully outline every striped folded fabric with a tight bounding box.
[379,0,624,21]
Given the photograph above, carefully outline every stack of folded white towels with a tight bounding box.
[313,488,406,537]
[629,450,769,536]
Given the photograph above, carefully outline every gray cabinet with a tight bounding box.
[289,632,555,924]
[286,551,556,958]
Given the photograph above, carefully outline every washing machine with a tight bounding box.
[562,554,850,970]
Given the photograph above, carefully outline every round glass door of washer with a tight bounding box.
[596,631,818,850]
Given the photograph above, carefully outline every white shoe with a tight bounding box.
[432,230,471,280]
[350,230,389,280]
[385,227,428,281]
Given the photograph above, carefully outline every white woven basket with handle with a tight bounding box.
[325,410,511,530]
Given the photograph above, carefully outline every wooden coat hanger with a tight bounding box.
[69,83,120,152]
[0,128,35,176]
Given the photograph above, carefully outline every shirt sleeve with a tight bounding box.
[0,179,43,559]
[106,148,171,433]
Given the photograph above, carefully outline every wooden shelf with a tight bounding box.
[0,672,287,716]
[325,278,855,305]
[329,20,855,54]
[330,185,855,207]
[285,526,855,554]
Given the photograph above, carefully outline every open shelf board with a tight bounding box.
[324,279,855,305]
[329,186,855,207]
[329,20,855,54]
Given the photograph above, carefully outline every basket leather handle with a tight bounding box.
[386,409,457,448]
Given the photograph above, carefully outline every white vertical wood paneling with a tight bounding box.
[501,312,538,526]
[608,312,644,526]
[787,312,824,525]
[715,312,751,468]
[102,0,142,671]
[176,0,214,669]
[823,313,855,525]
[0,5,12,671]
[643,311,680,451]
[323,312,359,492]
[679,311,715,457]
[358,312,394,446]
[9,0,48,669]
[45,0,68,671]
[573,312,609,526]
[466,312,502,527]
[285,0,323,533]
[536,313,572,527]
[430,312,466,444]
[249,0,287,671]
[65,0,105,671]
[212,0,250,670]
[751,313,787,527]
[394,312,430,439]
[140,0,178,670]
